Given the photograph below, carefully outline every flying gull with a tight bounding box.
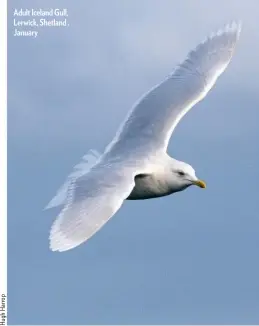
[48,22,241,252]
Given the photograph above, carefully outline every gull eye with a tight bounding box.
[178,171,185,176]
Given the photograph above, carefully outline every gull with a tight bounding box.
[48,22,241,252]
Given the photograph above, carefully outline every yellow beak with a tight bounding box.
[193,179,206,188]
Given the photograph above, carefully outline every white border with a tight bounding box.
[0,0,7,314]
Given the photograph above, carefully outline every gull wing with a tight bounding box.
[107,22,241,154]
[49,161,138,252]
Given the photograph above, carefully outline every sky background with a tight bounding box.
[8,0,259,324]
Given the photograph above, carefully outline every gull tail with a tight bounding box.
[45,149,101,210]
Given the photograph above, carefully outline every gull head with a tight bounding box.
[169,160,206,192]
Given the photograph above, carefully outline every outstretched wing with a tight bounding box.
[49,162,137,252]
[107,22,241,154]
[45,149,101,209]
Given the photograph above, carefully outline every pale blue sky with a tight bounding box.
[8,0,259,324]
